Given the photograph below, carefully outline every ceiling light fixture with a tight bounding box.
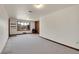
[18,22,21,24]
[21,22,24,25]
[34,4,44,9]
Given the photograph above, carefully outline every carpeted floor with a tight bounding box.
[2,34,79,54]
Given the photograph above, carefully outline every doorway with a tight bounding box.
[35,21,39,34]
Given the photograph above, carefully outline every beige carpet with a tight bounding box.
[2,34,79,54]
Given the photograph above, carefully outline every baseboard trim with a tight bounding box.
[10,33,38,37]
[40,36,79,51]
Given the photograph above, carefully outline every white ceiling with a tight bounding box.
[4,4,74,21]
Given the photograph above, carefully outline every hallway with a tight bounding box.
[2,34,79,54]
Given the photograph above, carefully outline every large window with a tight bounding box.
[17,20,30,31]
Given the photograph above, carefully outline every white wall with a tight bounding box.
[40,5,79,49]
[0,5,9,53]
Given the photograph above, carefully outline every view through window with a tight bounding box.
[17,20,30,31]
